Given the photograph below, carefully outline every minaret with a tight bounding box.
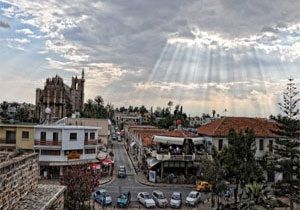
[80,68,85,109]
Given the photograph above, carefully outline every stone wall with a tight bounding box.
[0,153,39,210]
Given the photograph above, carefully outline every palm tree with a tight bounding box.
[167,101,173,113]
[239,182,277,210]
[94,96,104,107]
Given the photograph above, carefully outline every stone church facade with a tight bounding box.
[35,70,85,122]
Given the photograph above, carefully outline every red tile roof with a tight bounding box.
[161,129,198,138]
[135,129,167,147]
[197,117,278,138]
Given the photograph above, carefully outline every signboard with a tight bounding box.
[68,151,80,160]
[149,170,156,183]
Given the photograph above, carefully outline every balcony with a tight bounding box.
[35,140,62,146]
[0,139,16,145]
[84,139,101,145]
[152,150,211,161]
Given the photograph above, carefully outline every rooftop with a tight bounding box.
[14,184,66,210]
[197,117,278,138]
[161,129,198,138]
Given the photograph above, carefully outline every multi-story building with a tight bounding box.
[0,152,65,210]
[114,112,143,125]
[34,123,101,178]
[57,117,112,146]
[0,124,35,152]
[35,70,85,122]
[148,129,208,183]
[197,117,279,181]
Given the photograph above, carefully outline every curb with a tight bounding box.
[99,176,115,186]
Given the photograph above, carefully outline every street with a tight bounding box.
[95,141,210,209]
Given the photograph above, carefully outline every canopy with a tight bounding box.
[153,136,185,145]
[101,158,113,165]
[147,157,161,168]
[153,136,205,145]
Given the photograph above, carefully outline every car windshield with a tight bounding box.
[157,194,165,199]
[172,194,180,200]
[189,193,197,198]
[119,195,126,199]
[144,194,150,199]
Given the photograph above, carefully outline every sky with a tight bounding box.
[0,0,299,117]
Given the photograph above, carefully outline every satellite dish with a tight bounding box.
[45,107,51,114]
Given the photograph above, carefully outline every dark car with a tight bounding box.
[117,191,131,208]
[118,165,126,178]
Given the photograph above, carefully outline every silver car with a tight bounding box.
[152,190,168,208]
[137,192,156,208]
[170,192,182,208]
[185,191,201,206]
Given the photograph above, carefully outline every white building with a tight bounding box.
[34,124,101,178]
[197,117,280,182]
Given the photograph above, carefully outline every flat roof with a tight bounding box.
[35,125,99,130]
[13,184,66,210]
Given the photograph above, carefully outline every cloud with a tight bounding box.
[0,0,299,116]
[15,28,33,35]
[0,20,10,28]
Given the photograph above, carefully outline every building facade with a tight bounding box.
[58,117,112,146]
[0,152,65,210]
[35,70,85,122]
[0,124,35,152]
[197,117,280,182]
[34,124,100,178]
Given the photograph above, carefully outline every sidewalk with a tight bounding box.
[99,175,114,185]
[124,143,193,188]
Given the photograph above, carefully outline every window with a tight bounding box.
[218,139,223,151]
[40,132,46,141]
[269,140,273,152]
[53,132,59,141]
[41,150,60,156]
[70,133,77,141]
[22,131,29,139]
[6,131,16,143]
[90,132,95,140]
[85,149,96,154]
[85,133,89,141]
[64,150,83,155]
[259,139,264,151]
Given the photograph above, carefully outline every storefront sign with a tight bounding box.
[149,170,156,183]
[68,151,80,160]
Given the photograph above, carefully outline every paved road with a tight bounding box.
[95,141,210,208]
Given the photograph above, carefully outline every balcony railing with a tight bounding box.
[84,139,101,145]
[0,139,16,144]
[35,140,62,146]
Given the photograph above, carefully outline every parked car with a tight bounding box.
[118,165,126,178]
[170,192,182,208]
[152,190,168,208]
[185,191,201,206]
[117,191,131,208]
[137,192,156,208]
[93,189,112,206]
[196,181,212,192]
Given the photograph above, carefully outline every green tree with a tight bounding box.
[239,182,279,210]
[222,128,264,205]
[15,107,29,122]
[60,164,100,210]
[94,96,104,107]
[271,78,300,209]
[0,101,9,118]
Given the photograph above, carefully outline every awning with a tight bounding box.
[153,136,184,145]
[147,157,161,169]
[130,141,136,147]
[192,137,205,145]
[101,158,113,165]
